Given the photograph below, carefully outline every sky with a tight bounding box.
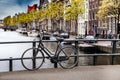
[0,0,39,19]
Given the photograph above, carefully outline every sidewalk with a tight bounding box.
[1,65,120,80]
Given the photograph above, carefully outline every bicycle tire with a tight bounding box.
[58,46,78,69]
[21,48,44,71]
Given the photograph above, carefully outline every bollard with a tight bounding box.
[9,57,13,71]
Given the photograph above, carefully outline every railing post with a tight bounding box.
[9,57,13,71]
[112,40,116,65]
[93,55,97,65]
[32,40,36,69]
[75,40,79,66]
[93,47,98,65]
[54,41,58,68]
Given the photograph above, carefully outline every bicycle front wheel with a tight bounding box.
[58,46,78,69]
[21,48,44,70]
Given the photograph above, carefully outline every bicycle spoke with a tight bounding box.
[58,46,78,69]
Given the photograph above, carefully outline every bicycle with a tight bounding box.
[21,32,78,70]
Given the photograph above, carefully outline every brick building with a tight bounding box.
[88,0,100,36]
[88,0,117,38]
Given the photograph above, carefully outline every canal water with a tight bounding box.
[0,29,95,72]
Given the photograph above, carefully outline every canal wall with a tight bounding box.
[95,45,120,53]
[93,41,120,53]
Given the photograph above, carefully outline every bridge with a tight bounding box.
[0,65,120,80]
[0,39,120,80]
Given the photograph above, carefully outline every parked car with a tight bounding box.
[38,30,51,40]
[17,28,27,34]
[27,30,38,37]
[84,35,96,43]
[60,32,69,38]
[53,31,59,37]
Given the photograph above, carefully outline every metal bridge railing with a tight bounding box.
[0,39,120,71]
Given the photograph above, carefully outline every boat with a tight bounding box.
[16,28,27,34]
[27,30,38,37]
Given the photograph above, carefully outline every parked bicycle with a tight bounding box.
[21,32,78,70]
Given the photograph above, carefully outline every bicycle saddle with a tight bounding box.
[56,37,64,42]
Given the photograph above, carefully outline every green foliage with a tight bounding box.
[11,16,18,26]
[45,2,64,20]
[3,0,85,28]
[4,15,18,27]
[97,0,120,19]
[65,0,85,21]
[3,16,11,26]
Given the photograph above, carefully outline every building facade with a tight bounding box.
[0,20,3,27]
[88,0,100,37]
[78,0,89,37]
[88,0,117,38]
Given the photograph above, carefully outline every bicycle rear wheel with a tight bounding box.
[58,46,78,69]
[21,48,44,70]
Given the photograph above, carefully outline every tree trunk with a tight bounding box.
[75,19,78,35]
[60,19,62,31]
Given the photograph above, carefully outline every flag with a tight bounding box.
[28,4,37,12]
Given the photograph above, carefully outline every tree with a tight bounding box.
[10,16,18,27]
[97,0,120,35]
[3,0,85,33]
[65,0,85,35]
[3,16,12,27]
[3,15,18,30]
[45,1,64,30]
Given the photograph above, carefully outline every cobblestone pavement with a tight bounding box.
[1,65,120,80]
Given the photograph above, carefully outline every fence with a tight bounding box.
[0,39,120,71]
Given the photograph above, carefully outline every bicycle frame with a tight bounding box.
[36,32,69,62]
[37,39,63,60]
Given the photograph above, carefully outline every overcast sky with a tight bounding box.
[0,0,39,19]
